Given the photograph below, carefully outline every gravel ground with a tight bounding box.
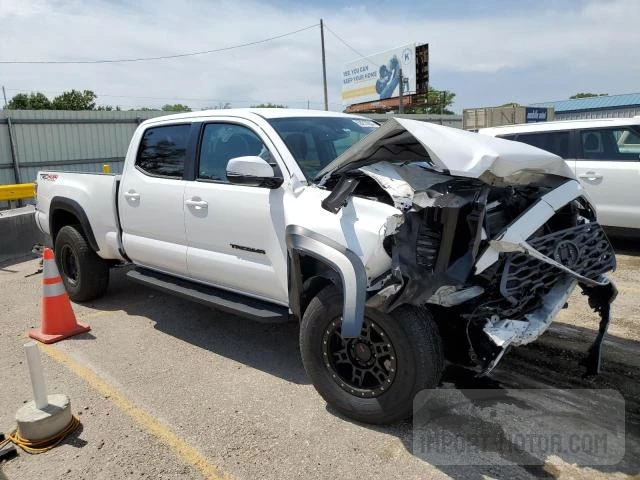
[0,242,638,479]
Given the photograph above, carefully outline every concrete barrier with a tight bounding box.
[0,206,45,262]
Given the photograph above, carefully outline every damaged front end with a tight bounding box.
[317,119,617,377]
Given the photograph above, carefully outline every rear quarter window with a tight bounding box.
[512,131,570,159]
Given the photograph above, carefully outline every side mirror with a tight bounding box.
[226,156,283,188]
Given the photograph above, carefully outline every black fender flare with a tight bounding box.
[49,196,100,252]
[285,225,366,338]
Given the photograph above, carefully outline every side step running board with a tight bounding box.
[126,267,290,323]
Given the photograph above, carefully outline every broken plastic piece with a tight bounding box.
[427,285,484,307]
[321,175,360,214]
[580,280,618,376]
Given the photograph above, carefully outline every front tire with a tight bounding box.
[300,285,444,424]
[54,225,110,302]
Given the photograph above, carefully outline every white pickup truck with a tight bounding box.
[35,109,617,424]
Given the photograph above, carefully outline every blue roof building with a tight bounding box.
[530,93,640,120]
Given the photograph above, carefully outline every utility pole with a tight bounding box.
[2,86,7,109]
[398,69,404,114]
[320,19,328,111]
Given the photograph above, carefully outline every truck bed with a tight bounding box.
[35,171,124,261]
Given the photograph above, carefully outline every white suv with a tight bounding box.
[480,118,640,234]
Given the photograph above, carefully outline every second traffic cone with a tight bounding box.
[29,248,90,344]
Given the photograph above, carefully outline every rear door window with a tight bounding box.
[580,127,640,161]
[513,131,571,159]
[136,124,190,178]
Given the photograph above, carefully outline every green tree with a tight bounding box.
[569,92,608,99]
[424,87,456,114]
[96,105,121,111]
[162,104,191,112]
[405,87,456,114]
[251,103,287,108]
[204,102,232,110]
[6,92,51,110]
[51,89,97,110]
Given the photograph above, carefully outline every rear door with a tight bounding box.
[575,126,640,229]
[119,123,193,276]
[183,118,289,304]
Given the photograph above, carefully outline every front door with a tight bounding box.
[575,126,640,229]
[119,123,191,276]
[184,119,289,304]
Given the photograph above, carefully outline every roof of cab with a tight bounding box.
[139,108,363,127]
[479,116,640,136]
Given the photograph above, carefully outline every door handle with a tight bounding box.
[124,191,140,200]
[578,171,603,181]
[185,199,208,209]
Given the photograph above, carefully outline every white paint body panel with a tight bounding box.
[574,159,640,229]
[34,171,123,261]
[119,167,188,277]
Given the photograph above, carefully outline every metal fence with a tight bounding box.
[0,110,167,188]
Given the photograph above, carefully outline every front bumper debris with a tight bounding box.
[482,222,617,376]
[579,280,618,376]
[490,222,616,292]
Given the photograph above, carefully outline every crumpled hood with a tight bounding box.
[315,117,575,184]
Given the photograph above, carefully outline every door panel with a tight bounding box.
[575,128,640,229]
[119,124,191,276]
[185,183,288,303]
[184,120,288,304]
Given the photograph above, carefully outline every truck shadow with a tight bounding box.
[81,266,309,385]
[331,331,640,479]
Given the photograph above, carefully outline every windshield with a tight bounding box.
[268,116,378,180]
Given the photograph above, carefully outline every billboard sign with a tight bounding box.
[342,44,416,107]
[525,107,549,123]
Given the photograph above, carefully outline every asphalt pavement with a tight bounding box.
[1,248,638,479]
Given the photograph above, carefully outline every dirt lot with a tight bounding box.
[1,241,639,479]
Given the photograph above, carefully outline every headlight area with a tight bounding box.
[366,177,617,376]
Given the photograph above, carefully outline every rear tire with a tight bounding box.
[300,285,444,424]
[54,225,109,302]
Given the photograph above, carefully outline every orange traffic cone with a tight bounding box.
[29,248,91,344]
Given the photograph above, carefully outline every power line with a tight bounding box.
[323,23,378,67]
[0,24,319,64]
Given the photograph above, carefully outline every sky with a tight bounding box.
[1,0,638,112]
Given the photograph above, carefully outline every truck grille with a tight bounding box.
[499,222,615,305]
